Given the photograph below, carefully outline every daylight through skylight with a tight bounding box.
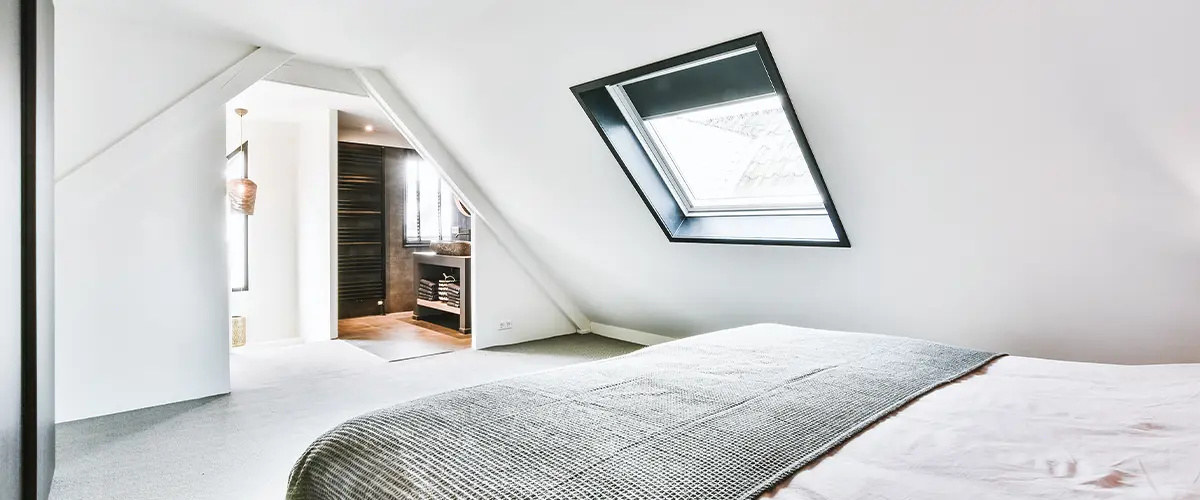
[572,33,850,246]
[642,95,823,212]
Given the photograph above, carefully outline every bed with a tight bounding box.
[288,324,1200,499]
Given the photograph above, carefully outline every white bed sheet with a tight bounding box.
[764,356,1200,499]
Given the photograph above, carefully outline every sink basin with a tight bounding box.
[430,241,471,256]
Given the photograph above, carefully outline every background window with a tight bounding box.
[571,33,850,246]
[226,143,249,291]
[403,157,456,246]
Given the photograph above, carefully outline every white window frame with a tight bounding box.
[605,49,827,218]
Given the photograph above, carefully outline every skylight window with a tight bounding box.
[573,33,849,246]
[639,95,823,213]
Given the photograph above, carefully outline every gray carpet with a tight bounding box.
[50,334,640,500]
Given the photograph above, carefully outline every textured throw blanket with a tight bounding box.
[288,324,1000,500]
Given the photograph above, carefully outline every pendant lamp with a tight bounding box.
[227,108,258,215]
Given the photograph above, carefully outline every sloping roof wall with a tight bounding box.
[379,0,1200,364]
[51,0,1200,364]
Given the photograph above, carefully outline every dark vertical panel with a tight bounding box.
[337,142,386,319]
[383,147,417,313]
[6,0,54,498]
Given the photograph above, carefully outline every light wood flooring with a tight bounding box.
[338,312,470,361]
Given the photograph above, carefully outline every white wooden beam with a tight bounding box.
[55,47,294,184]
[265,59,366,97]
[354,68,592,332]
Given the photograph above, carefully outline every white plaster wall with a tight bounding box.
[471,221,576,349]
[0,0,22,488]
[296,109,338,342]
[226,119,300,344]
[53,6,252,175]
[55,109,231,422]
[54,9,254,422]
[384,0,1200,364]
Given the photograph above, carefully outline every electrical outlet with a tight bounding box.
[498,320,513,330]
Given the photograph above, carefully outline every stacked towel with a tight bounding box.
[441,282,462,308]
[438,274,461,308]
[418,279,438,301]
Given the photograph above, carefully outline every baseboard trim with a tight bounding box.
[588,323,674,346]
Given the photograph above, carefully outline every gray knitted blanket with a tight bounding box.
[288,324,1000,500]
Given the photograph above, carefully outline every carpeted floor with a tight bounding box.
[50,334,640,500]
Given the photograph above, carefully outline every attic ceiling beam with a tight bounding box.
[54,46,294,183]
[265,59,367,97]
[354,68,593,332]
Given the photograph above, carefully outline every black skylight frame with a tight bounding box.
[570,33,850,247]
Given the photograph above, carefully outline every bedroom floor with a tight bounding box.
[338,312,472,362]
[49,334,639,500]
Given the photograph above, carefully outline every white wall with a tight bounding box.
[56,109,231,422]
[54,6,252,175]
[226,118,300,344]
[296,109,338,342]
[471,221,577,349]
[0,0,22,489]
[54,9,254,422]
[383,0,1200,364]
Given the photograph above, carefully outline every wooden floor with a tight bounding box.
[338,313,470,361]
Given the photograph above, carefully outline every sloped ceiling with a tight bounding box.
[53,0,499,66]
[63,0,1200,363]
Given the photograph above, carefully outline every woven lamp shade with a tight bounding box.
[227,178,258,215]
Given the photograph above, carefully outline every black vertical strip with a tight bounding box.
[19,0,39,498]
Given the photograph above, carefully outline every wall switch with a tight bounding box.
[499,320,513,330]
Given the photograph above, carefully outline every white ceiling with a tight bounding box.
[54,0,500,67]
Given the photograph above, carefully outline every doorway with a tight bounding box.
[221,68,475,366]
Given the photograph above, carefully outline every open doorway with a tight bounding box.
[222,71,474,368]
